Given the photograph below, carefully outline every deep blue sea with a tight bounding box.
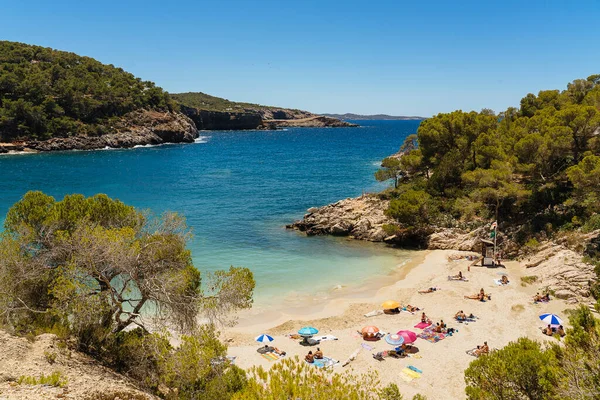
[0,120,421,304]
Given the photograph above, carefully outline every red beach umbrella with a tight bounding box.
[396,330,418,344]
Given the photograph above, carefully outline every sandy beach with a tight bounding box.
[224,249,574,399]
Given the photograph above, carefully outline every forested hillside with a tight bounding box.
[377,75,600,237]
[0,41,174,141]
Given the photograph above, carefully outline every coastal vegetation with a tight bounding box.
[376,75,600,307]
[464,305,600,399]
[0,41,174,141]
[0,192,423,399]
[171,92,285,113]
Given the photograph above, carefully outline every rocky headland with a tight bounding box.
[287,193,599,304]
[1,110,198,153]
[179,104,358,131]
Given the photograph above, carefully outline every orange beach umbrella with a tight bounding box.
[381,300,400,310]
[362,326,380,335]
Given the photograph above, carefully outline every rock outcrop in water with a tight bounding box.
[11,110,198,152]
[286,195,391,241]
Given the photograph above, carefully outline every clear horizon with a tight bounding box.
[3,0,599,116]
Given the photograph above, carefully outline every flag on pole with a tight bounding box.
[490,231,496,238]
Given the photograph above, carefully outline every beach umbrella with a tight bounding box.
[384,333,405,346]
[381,300,400,310]
[255,334,274,343]
[396,330,418,344]
[298,326,319,337]
[539,313,563,326]
[361,326,380,335]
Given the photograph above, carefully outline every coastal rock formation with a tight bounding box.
[523,241,596,303]
[261,116,359,129]
[426,228,484,252]
[286,195,391,241]
[27,110,197,152]
[181,105,263,130]
[0,330,156,399]
[179,103,358,131]
[287,195,489,249]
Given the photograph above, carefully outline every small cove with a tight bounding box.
[0,121,421,305]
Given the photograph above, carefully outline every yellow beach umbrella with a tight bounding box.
[381,300,400,310]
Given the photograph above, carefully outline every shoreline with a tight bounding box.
[225,249,577,399]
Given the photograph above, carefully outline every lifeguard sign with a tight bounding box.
[481,239,495,266]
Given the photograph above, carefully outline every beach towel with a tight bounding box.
[417,327,446,343]
[447,276,469,282]
[494,279,509,286]
[408,365,423,374]
[313,356,339,368]
[414,322,431,329]
[261,352,279,361]
[361,343,374,351]
[315,335,338,341]
[400,367,422,382]
[364,310,384,317]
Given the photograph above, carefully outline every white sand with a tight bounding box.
[224,250,572,399]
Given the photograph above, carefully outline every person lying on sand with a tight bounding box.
[314,347,323,359]
[419,287,439,294]
[464,292,491,301]
[421,312,432,324]
[449,271,466,280]
[305,351,314,363]
[273,347,286,356]
[500,275,509,284]
[405,304,420,312]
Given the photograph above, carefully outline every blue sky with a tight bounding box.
[2,0,599,116]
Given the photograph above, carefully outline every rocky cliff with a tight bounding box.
[2,110,198,153]
[287,194,599,303]
[179,105,358,131]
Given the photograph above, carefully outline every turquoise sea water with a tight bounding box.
[0,121,420,304]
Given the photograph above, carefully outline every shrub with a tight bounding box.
[520,276,539,285]
[18,371,67,387]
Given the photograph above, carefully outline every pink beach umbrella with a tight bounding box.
[396,330,418,344]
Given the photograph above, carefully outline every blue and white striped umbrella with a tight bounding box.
[255,334,274,343]
[539,313,563,326]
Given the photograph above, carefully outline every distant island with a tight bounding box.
[322,113,426,120]
[0,41,355,154]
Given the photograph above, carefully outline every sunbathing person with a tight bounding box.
[501,275,509,284]
[434,323,442,333]
[421,312,432,324]
[314,347,323,359]
[480,341,489,354]
[542,324,554,336]
[449,271,465,280]
[557,325,566,337]
[305,351,314,363]
[419,287,438,294]
[543,293,550,301]
[455,310,466,320]
[273,347,286,356]
[405,304,420,312]
[440,319,447,329]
